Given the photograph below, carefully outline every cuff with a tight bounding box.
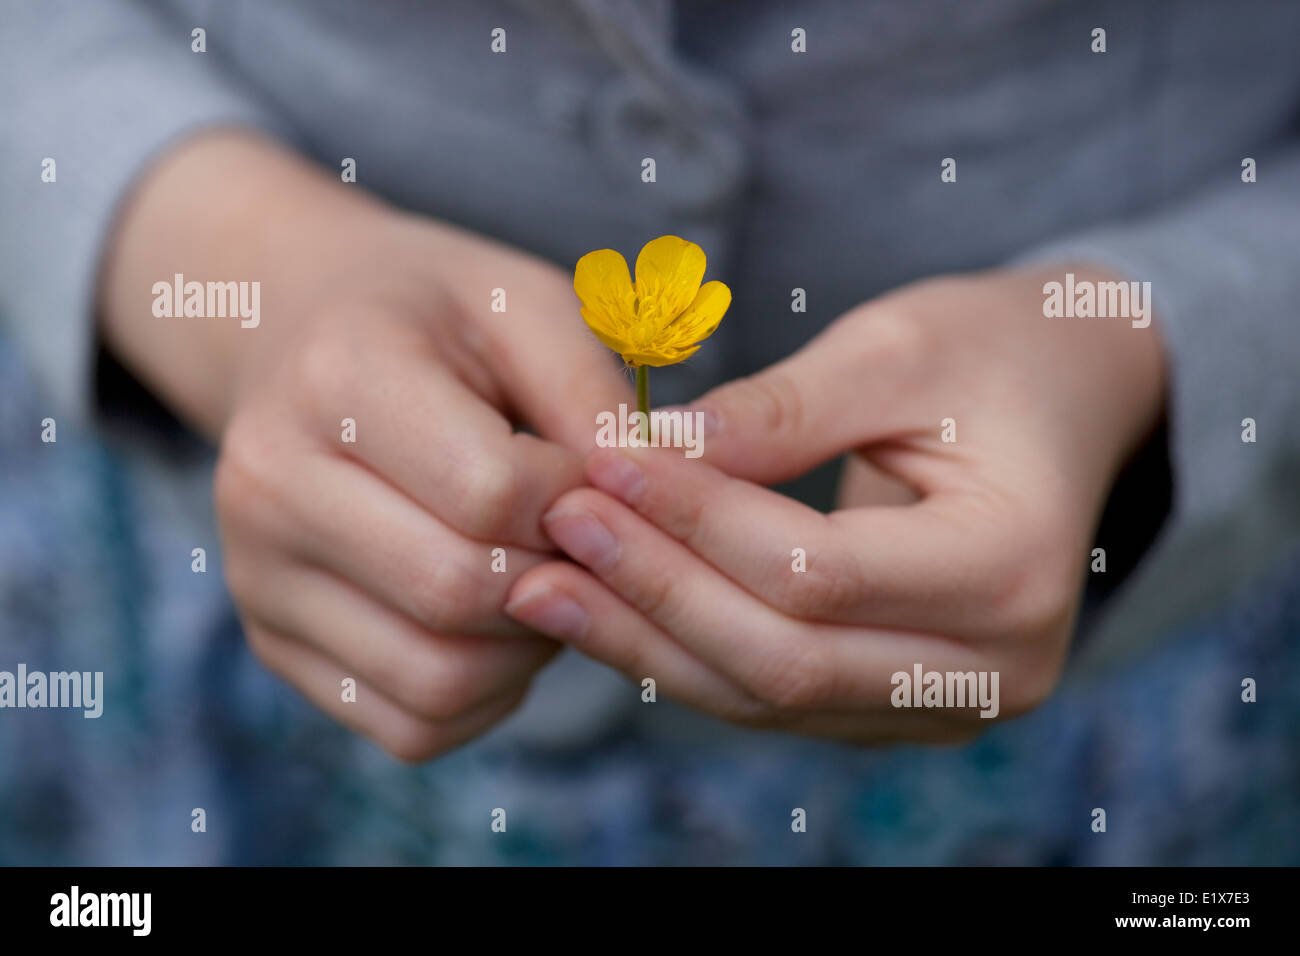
[1009,158,1300,525]
[0,2,292,424]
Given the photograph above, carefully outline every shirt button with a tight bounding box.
[593,77,747,216]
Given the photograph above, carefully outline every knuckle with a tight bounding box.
[399,657,480,721]
[1002,652,1065,718]
[241,622,274,661]
[748,643,830,711]
[990,550,1077,639]
[632,569,681,624]
[214,416,292,535]
[973,492,1079,640]
[213,421,264,518]
[221,556,260,610]
[722,691,780,727]
[382,719,446,764]
[408,559,478,631]
[736,370,804,437]
[294,328,359,411]
[776,545,859,619]
[453,453,521,541]
[659,490,706,546]
[982,489,1086,639]
[211,449,244,521]
[242,624,290,681]
[864,307,927,369]
[615,639,651,693]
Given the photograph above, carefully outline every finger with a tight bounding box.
[540,486,987,710]
[219,443,556,638]
[229,557,557,721]
[504,562,977,738]
[304,348,584,549]
[583,444,842,607]
[245,623,530,763]
[457,245,635,450]
[493,315,635,452]
[583,445,1017,636]
[506,554,995,734]
[684,307,922,483]
[503,560,766,723]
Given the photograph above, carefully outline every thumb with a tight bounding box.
[688,310,919,484]
[502,312,634,452]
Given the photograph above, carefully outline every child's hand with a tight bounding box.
[505,266,1166,741]
[98,133,631,760]
[212,227,633,760]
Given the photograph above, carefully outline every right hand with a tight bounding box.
[213,215,631,760]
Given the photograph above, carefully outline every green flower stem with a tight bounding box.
[636,365,650,422]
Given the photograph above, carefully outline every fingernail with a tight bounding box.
[588,451,645,504]
[505,587,589,640]
[542,508,620,571]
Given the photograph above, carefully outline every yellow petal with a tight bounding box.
[663,280,730,351]
[585,319,638,358]
[621,344,701,367]
[634,236,706,333]
[574,249,636,339]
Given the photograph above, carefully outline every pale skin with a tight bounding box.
[100,131,1165,757]
[99,131,632,761]
[504,269,1167,743]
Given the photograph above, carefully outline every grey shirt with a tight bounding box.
[4,0,1299,747]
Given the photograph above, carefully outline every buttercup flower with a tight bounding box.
[574,235,731,368]
[575,235,730,418]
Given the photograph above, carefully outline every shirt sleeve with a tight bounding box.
[1010,143,1300,527]
[0,0,293,423]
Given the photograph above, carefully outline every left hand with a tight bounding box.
[504,265,1166,743]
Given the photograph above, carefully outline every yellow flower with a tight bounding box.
[574,235,731,368]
